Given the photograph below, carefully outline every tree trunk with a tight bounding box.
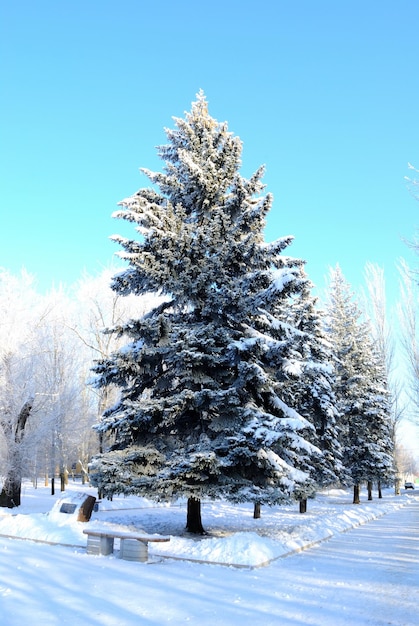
[253,502,261,519]
[186,497,205,534]
[367,480,373,500]
[60,471,66,492]
[353,484,361,504]
[299,498,307,514]
[378,480,382,499]
[0,399,33,508]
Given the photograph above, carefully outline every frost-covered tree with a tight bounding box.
[71,269,161,488]
[398,260,419,420]
[279,274,348,511]
[0,270,106,505]
[325,266,394,504]
[405,162,419,201]
[90,92,321,532]
[398,162,419,424]
[363,262,403,495]
[0,270,44,506]
[34,290,88,493]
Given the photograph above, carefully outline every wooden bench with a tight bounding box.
[83,529,170,562]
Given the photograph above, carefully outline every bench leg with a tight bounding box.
[86,535,114,556]
[120,539,148,562]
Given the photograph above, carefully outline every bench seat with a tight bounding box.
[83,528,170,562]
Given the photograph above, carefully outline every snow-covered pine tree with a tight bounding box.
[90,92,321,532]
[324,266,394,504]
[281,273,348,511]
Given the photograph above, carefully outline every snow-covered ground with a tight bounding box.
[0,481,417,625]
[0,481,412,567]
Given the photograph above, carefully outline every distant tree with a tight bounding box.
[398,162,419,425]
[35,290,87,494]
[394,443,419,479]
[363,262,404,495]
[90,92,320,532]
[398,261,419,416]
[0,270,42,507]
[362,264,395,373]
[405,162,419,201]
[324,266,394,504]
[71,269,161,491]
[0,270,100,504]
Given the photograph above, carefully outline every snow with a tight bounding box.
[0,481,417,625]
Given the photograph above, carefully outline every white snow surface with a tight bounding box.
[0,482,404,566]
[0,481,417,625]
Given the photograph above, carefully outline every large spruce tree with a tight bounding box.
[325,266,394,503]
[90,92,321,532]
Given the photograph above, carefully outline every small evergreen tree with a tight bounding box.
[90,92,321,532]
[325,266,394,503]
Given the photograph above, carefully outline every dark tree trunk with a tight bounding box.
[186,497,205,534]
[299,499,307,514]
[0,470,24,508]
[378,481,382,499]
[367,481,373,500]
[0,399,33,508]
[60,469,66,492]
[353,484,361,504]
[253,502,261,519]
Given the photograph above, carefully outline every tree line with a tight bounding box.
[0,267,159,507]
[1,94,418,526]
[87,93,415,532]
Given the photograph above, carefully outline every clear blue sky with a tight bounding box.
[1,0,419,305]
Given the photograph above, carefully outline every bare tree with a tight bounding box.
[397,261,419,418]
[363,263,395,371]
[394,442,419,480]
[0,270,44,506]
[405,162,419,201]
[363,263,404,493]
[400,163,419,380]
[0,267,163,507]
[0,271,94,504]
[0,397,33,507]
[35,295,88,493]
[70,269,162,493]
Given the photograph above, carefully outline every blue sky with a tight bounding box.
[1,0,419,307]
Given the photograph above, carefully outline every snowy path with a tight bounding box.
[0,499,417,625]
[264,499,419,625]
